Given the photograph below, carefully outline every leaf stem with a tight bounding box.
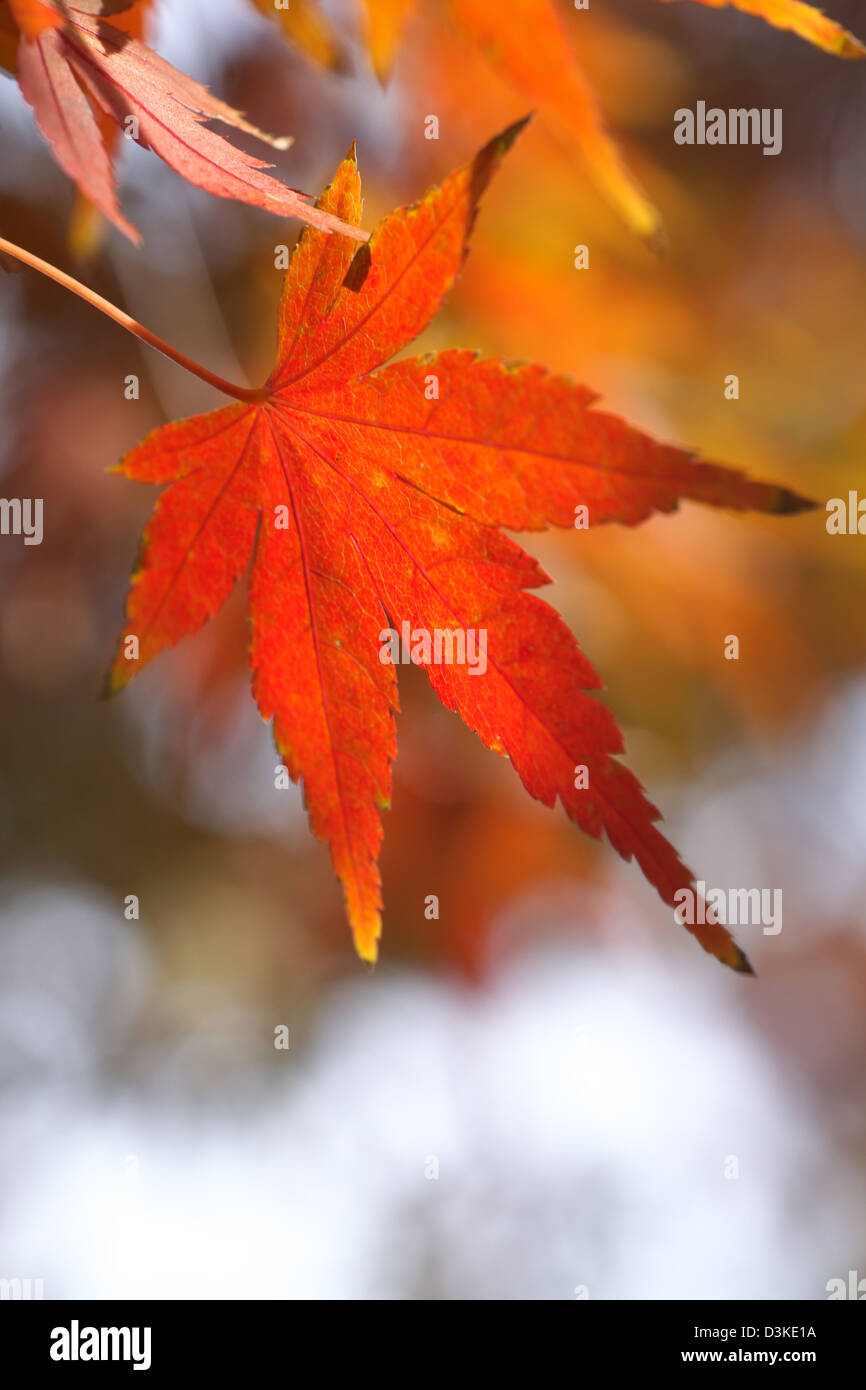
[0,234,268,404]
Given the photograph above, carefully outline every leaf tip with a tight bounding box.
[772,487,818,515]
[463,115,532,242]
[731,948,756,977]
[100,665,125,701]
[833,31,866,59]
[494,112,534,156]
[355,932,380,967]
[351,902,382,967]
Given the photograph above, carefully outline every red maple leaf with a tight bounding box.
[81,121,811,974]
[0,123,815,971]
[0,0,366,243]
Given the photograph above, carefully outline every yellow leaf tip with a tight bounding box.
[834,33,866,59]
[356,935,380,967]
[100,667,125,700]
[352,907,382,967]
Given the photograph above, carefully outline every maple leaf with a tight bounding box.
[0,0,366,244]
[271,0,865,244]
[86,121,812,974]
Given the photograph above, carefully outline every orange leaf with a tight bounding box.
[361,0,417,79]
[450,0,664,246]
[107,125,813,971]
